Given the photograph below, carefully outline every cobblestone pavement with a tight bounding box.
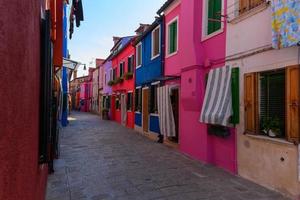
[46,112,289,200]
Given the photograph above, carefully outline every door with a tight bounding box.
[170,88,179,143]
[142,88,149,132]
[121,94,127,126]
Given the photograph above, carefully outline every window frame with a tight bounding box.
[166,16,179,58]
[127,91,133,112]
[127,55,134,73]
[201,0,224,41]
[151,25,161,60]
[136,43,142,69]
[119,61,125,77]
[244,66,300,144]
[238,0,266,15]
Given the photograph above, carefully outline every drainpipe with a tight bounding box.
[160,15,166,82]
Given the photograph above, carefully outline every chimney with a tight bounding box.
[73,70,77,79]
[135,24,150,35]
[113,36,121,45]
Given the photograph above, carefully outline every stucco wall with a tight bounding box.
[0,1,48,200]
[226,1,300,196]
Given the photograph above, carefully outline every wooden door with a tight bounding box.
[142,89,149,132]
[171,88,179,142]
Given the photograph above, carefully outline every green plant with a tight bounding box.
[124,72,134,80]
[115,77,124,84]
[108,80,115,86]
[261,117,281,137]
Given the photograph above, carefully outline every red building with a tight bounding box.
[0,0,66,200]
[110,36,136,128]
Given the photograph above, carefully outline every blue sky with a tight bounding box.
[68,0,166,76]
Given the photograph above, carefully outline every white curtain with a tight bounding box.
[121,94,127,126]
[157,85,176,137]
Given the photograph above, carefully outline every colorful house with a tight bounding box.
[102,58,113,119]
[134,19,164,140]
[110,36,136,128]
[226,0,300,197]
[157,0,238,173]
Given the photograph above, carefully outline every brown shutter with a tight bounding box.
[286,66,300,144]
[244,73,258,134]
[239,0,249,14]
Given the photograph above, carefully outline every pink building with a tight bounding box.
[158,0,237,173]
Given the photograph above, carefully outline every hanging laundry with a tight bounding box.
[199,66,232,127]
[69,0,84,39]
[271,0,300,49]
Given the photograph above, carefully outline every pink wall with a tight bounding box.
[0,1,49,199]
[164,0,236,173]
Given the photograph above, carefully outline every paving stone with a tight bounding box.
[46,112,289,200]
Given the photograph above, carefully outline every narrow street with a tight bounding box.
[46,112,288,200]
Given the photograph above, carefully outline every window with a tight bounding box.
[152,26,160,59]
[127,92,133,111]
[136,43,142,67]
[120,62,125,77]
[115,96,120,110]
[135,88,142,112]
[113,68,117,80]
[149,84,159,113]
[128,56,134,73]
[244,66,300,143]
[206,0,222,35]
[110,69,113,81]
[239,0,265,14]
[104,73,107,84]
[167,18,178,55]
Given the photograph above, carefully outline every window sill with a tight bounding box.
[166,51,178,58]
[245,134,294,146]
[202,29,224,42]
[228,2,270,24]
[151,54,160,60]
[136,65,142,69]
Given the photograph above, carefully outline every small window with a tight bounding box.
[110,69,113,81]
[104,73,107,84]
[149,84,159,113]
[115,96,120,110]
[127,92,133,111]
[167,18,178,55]
[239,0,265,14]
[152,26,160,59]
[128,56,134,73]
[135,88,142,112]
[113,68,117,80]
[259,70,286,138]
[206,0,222,35]
[136,43,142,67]
[120,62,125,77]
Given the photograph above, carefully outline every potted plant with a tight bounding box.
[108,80,115,86]
[124,72,134,80]
[261,117,281,138]
[116,77,124,84]
[102,109,109,120]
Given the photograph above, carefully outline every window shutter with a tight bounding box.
[239,0,249,14]
[286,66,300,144]
[231,68,240,124]
[244,73,258,134]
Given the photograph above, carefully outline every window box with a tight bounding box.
[115,77,124,84]
[108,80,115,86]
[124,72,134,80]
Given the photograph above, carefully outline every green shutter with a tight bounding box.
[231,68,240,124]
[169,21,177,54]
[208,0,222,35]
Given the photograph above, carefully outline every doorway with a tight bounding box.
[170,88,179,143]
[121,94,127,126]
[142,88,149,132]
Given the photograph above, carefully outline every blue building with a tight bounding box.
[134,17,164,138]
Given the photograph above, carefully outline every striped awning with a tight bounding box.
[199,66,232,126]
